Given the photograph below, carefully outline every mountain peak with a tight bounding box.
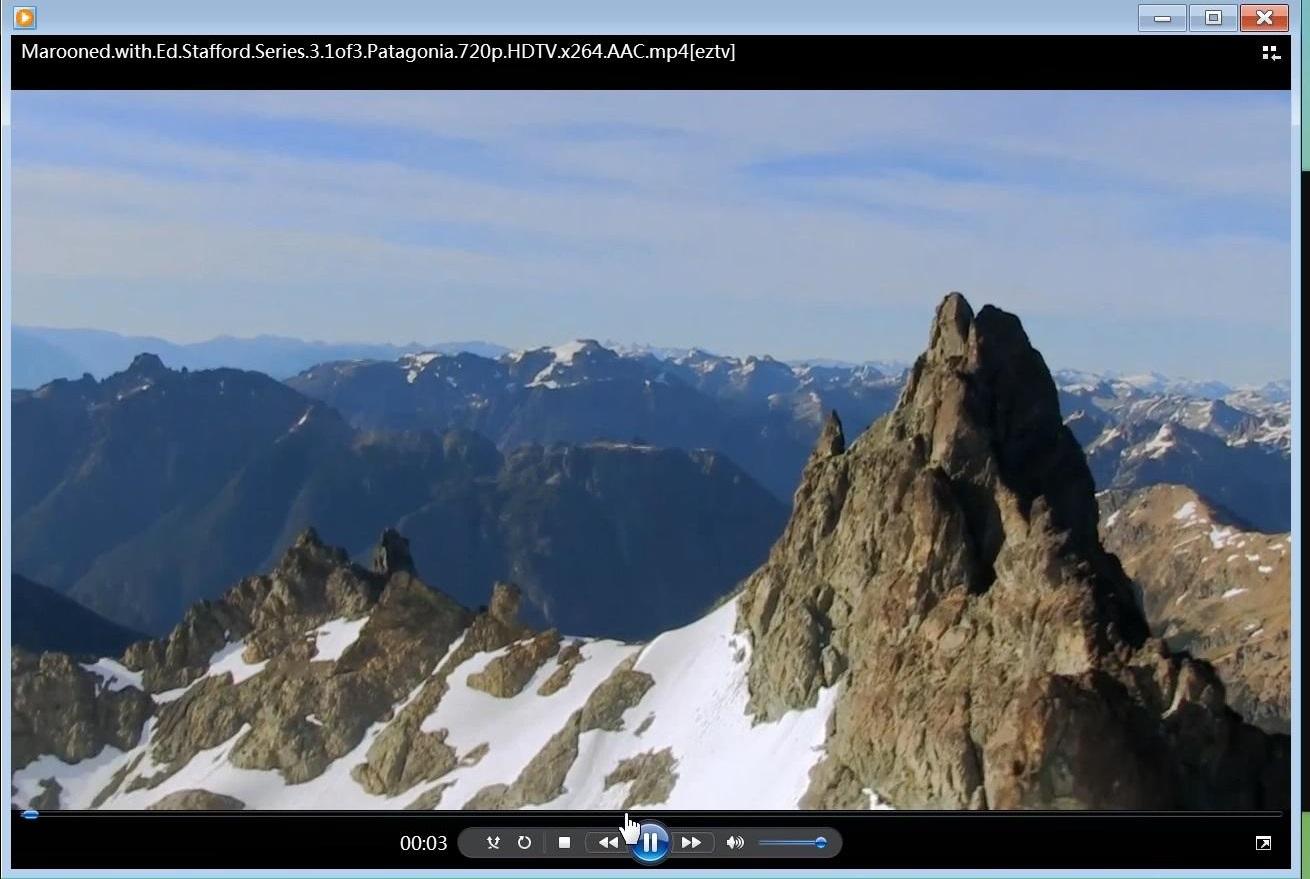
[897,294,1092,555]
[810,409,845,461]
[372,528,415,577]
[739,291,1287,810]
[294,526,324,549]
[926,291,974,361]
[125,352,169,379]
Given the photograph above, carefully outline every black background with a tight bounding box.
[10,809,1292,869]
[10,35,1293,89]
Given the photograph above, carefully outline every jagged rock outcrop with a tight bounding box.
[603,748,679,808]
[147,790,246,810]
[740,292,1290,810]
[11,650,152,768]
[350,589,532,797]
[17,529,474,803]
[811,410,846,461]
[461,656,655,809]
[467,630,563,698]
[372,528,416,577]
[1098,484,1290,734]
[537,641,585,696]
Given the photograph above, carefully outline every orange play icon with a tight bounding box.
[14,6,36,28]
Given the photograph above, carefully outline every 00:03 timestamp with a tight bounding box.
[399,835,448,852]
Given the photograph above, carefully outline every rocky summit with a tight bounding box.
[10,294,1290,812]
[1098,484,1290,735]
[739,293,1288,810]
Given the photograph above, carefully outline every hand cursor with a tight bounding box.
[620,812,640,846]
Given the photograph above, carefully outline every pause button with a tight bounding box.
[631,821,670,864]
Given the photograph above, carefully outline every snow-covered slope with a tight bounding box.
[12,541,836,812]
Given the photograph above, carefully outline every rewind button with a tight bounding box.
[585,832,626,853]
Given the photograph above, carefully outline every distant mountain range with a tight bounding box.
[11,326,508,388]
[1059,375,1290,532]
[10,330,1291,646]
[13,355,784,637]
[289,341,1291,530]
[288,340,906,500]
[17,324,1285,399]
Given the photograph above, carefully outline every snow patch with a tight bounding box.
[312,617,369,663]
[403,352,442,383]
[535,601,841,810]
[1220,588,1248,600]
[12,737,136,806]
[204,641,268,685]
[550,340,593,364]
[862,788,895,810]
[154,686,191,704]
[1208,526,1238,549]
[1131,423,1177,460]
[80,658,144,693]
[416,636,640,807]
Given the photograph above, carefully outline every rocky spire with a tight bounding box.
[896,290,1115,588]
[738,292,1289,811]
[488,582,522,627]
[810,410,846,461]
[293,527,323,549]
[372,528,415,577]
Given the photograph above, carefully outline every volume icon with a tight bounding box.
[726,835,745,850]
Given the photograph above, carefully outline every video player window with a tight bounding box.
[2,4,1299,877]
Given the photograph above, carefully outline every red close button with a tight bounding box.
[1239,4,1289,30]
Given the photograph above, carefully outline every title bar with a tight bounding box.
[10,35,1294,89]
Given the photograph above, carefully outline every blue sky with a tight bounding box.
[11,90,1292,383]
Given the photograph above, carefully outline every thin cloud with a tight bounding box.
[10,90,1292,383]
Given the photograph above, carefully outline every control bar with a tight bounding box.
[458,826,841,860]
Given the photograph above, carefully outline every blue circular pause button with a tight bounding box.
[629,821,670,865]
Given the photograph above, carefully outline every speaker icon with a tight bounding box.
[725,835,745,850]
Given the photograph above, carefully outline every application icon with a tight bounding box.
[1255,835,1272,851]
[1238,4,1288,29]
[13,6,36,28]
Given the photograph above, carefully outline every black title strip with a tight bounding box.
[11,35,1292,90]
[9,810,1291,869]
